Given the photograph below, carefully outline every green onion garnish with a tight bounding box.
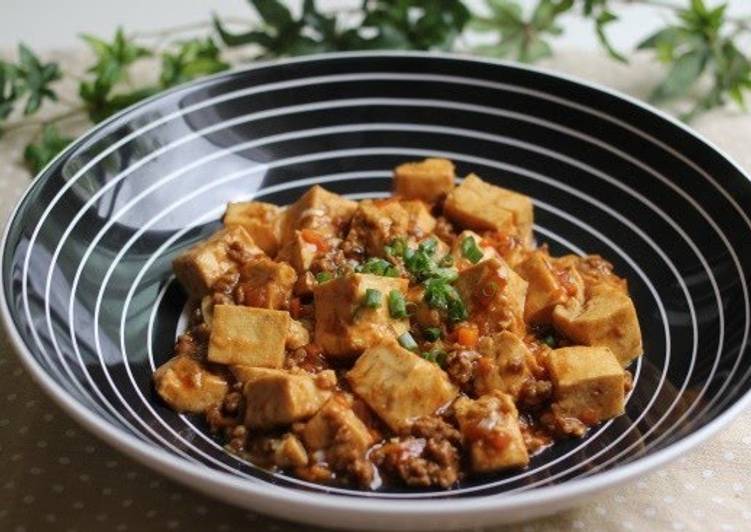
[460,236,484,264]
[398,331,418,351]
[362,288,382,308]
[388,290,408,319]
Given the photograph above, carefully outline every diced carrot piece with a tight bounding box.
[300,228,329,252]
[456,325,479,348]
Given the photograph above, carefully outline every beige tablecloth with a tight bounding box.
[1,49,750,532]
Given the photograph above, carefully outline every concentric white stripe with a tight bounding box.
[92,145,667,498]
[5,52,749,523]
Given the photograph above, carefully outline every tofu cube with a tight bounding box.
[273,434,309,468]
[516,251,585,324]
[347,340,458,432]
[207,305,289,367]
[454,257,528,336]
[229,365,280,385]
[552,285,642,367]
[546,346,625,424]
[345,199,409,257]
[313,273,410,357]
[286,318,310,350]
[454,391,529,473]
[400,199,437,237]
[302,395,374,453]
[224,201,283,256]
[444,174,534,243]
[173,226,262,297]
[275,230,318,274]
[393,158,455,203]
[474,331,533,401]
[243,368,333,429]
[280,185,357,244]
[451,230,498,270]
[237,257,297,310]
[153,356,228,413]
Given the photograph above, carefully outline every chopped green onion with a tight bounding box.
[424,327,442,341]
[542,335,556,348]
[315,271,333,283]
[439,254,454,267]
[398,331,418,351]
[356,257,399,277]
[384,237,407,257]
[388,290,408,319]
[418,238,438,256]
[421,349,447,367]
[384,266,400,277]
[460,236,484,264]
[447,295,468,323]
[434,267,459,283]
[362,288,382,309]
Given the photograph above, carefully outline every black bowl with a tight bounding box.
[2,52,750,530]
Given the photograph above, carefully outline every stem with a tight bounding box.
[129,17,255,40]
[3,106,87,133]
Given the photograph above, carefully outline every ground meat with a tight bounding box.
[624,370,634,393]
[326,425,375,488]
[284,344,329,373]
[410,416,462,446]
[519,416,553,455]
[173,323,210,360]
[371,416,461,489]
[444,349,480,393]
[518,379,553,410]
[433,216,457,245]
[539,405,587,438]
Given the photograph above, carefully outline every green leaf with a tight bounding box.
[650,49,707,103]
[16,43,61,115]
[473,0,568,63]
[251,0,294,29]
[521,36,553,63]
[80,28,150,87]
[594,10,626,63]
[160,38,229,88]
[24,125,73,174]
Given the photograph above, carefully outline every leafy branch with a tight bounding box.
[2,0,750,176]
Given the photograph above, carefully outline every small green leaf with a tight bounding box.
[16,43,61,116]
[160,38,229,88]
[24,125,73,174]
[650,49,707,103]
[251,0,295,29]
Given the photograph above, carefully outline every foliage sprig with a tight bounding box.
[3,0,751,175]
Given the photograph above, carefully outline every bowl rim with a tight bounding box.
[2,50,751,519]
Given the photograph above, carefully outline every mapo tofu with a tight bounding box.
[155,158,643,491]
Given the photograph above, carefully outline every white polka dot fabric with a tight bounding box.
[0,48,749,532]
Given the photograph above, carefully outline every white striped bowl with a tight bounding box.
[2,52,751,530]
